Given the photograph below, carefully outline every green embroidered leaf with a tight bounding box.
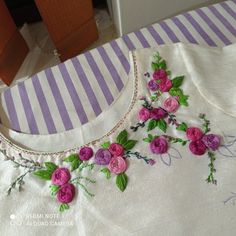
[156,119,167,133]
[151,62,159,71]
[143,134,154,143]
[166,70,171,76]
[59,203,69,212]
[33,170,52,180]
[116,130,128,145]
[169,87,183,97]
[101,141,111,149]
[100,167,111,179]
[71,158,82,172]
[116,173,128,192]
[159,60,167,70]
[64,154,78,162]
[123,140,138,151]
[49,184,60,196]
[147,120,157,131]
[179,95,189,106]
[172,76,184,88]
[176,122,188,132]
[44,162,58,173]
[182,140,187,146]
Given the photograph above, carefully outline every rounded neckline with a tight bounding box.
[0,52,140,157]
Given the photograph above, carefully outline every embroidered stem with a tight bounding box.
[199,113,211,134]
[75,182,95,197]
[162,135,188,146]
[124,151,155,165]
[70,176,96,184]
[206,151,217,185]
[79,163,95,171]
[130,121,146,132]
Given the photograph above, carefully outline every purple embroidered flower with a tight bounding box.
[57,183,75,204]
[186,127,204,141]
[153,69,167,81]
[52,168,71,186]
[147,80,159,91]
[138,107,151,121]
[202,134,221,151]
[79,147,93,161]
[150,108,168,120]
[108,143,124,157]
[150,137,168,154]
[94,149,112,165]
[189,140,207,156]
[158,79,172,92]
[163,97,179,113]
[108,156,127,174]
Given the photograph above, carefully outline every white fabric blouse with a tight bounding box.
[1,43,236,236]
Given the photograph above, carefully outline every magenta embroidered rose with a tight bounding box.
[150,137,168,154]
[79,147,93,161]
[202,134,221,151]
[147,80,159,91]
[52,168,71,186]
[153,69,167,81]
[94,149,112,165]
[158,79,172,92]
[163,97,179,113]
[138,107,151,121]
[57,183,75,204]
[186,127,204,141]
[150,108,168,120]
[108,143,124,157]
[108,156,127,174]
[189,140,207,155]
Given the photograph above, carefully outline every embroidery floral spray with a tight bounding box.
[97,130,155,192]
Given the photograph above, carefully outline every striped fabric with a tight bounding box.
[0,0,236,135]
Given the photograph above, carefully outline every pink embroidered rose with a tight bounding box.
[94,149,112,165]
[158,79,172,92]
[189,140,207,156]
[147,80,159,91]
[108,143,124,157]
[79,147,93,161]
[108,156,127,174]
[150,137,168,154]
[52,168,71,186]
[138,107,151,121]
[202,134,221,151]
[150,108,168,120]
[153,69,167,81]
[57,183,75,204]
[186,127,204,141]
[163,97,179,113]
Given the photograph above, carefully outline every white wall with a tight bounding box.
[111,0,223,36]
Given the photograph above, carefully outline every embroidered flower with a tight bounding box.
[57,183,75,204]
[189,140,207,155]
[153,69,167,81]
[108,143,124,157]
[147,80,159,91]
[52,168,71,186]
[158,79,172,92]
[186,127,204,141]
[94,149,112,165]
[79,147,93,161]
[147,159,156,166]
[163,97,179,113]
[150,137,168,154]
[108,156,127,174]
[202,134,221,151]
[150,108,168,120]
[138,107,151,121]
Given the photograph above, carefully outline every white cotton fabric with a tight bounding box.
[1,43,236,235]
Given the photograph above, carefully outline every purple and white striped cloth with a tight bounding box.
[1,0,236,135]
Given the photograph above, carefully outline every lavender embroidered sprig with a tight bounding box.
[124,151,156,165]
[0,149,43,195]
